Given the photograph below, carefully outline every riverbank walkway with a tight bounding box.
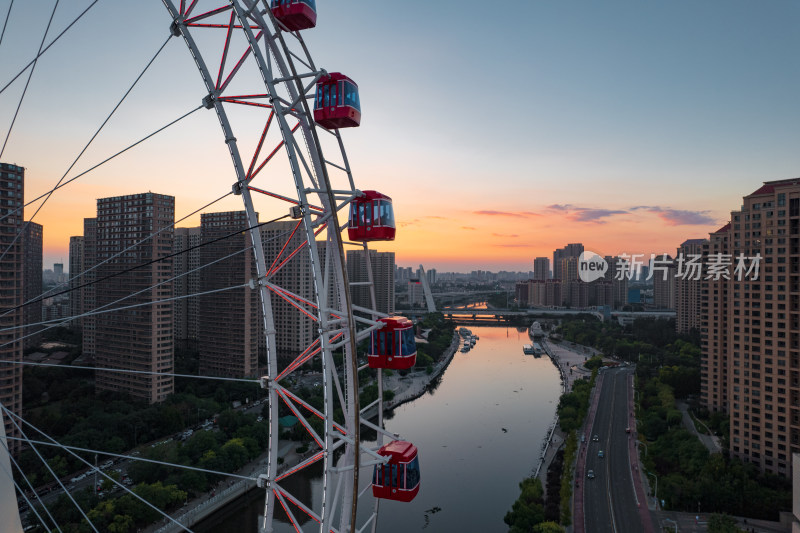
[145,440,306,533]
[534,339,593,487]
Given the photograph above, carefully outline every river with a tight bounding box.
[196,325,561,532]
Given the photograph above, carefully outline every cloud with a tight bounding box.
[492,233,519,238]
[397,219,420,227]
[491,243,532,248]
[568,209,628,222]
[546,204,628,223]
[630,206,716,226]
[473,210,541,218]
[423,215,448,220]
[461,226,476,230]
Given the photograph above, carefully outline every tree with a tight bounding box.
[533,522,566,533]
[504,477,546,532]
[707,513,742,533]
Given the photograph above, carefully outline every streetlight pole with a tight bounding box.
[647,471,658,510]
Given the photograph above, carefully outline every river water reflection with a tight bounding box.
[196,326,561,532]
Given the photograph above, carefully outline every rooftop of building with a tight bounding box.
[749,178,800,196]
[713,222,731,233]
[680,238,708,246]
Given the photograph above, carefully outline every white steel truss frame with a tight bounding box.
[162,2,396,532]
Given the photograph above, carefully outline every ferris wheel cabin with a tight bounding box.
[270,0,317,31]
[372,440,421,502]
[368,316,416,370]
[348,190,395,242]
[314,73,361,129]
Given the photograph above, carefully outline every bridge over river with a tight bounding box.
[396,307,675,324]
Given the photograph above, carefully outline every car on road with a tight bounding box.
[592,434,599,442]
[587,470,595,479]
[598,450,604,458]
[625,426,631,433]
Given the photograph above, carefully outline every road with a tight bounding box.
[583,367,644,533]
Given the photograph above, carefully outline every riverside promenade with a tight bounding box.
[146,441,303,533]
[534,338,594,485]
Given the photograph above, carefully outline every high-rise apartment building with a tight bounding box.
[553,243,583,280]
[198,212,259,378]
[173,226,201,348]
[588,280,613,308]
[533,257,550,281]
[408,278,425,308]
[727,180,800,475]
[652,254,677,310]
[68,236,84,329]
[675,239,707,334]
[22,222,42,348]
[93,193,174,404]
[565,280,588,308]
[700,178,800,477]
[53,263,64,284]
[515,280,531,307]
[0,163,24,454]
[560,257,579,282]
[426,267,436,287]
[700,225,730,415]
[260,221,314,363]
[395,266,413,283]
[82,218,97,359]
[346,249,395,315]
[602,256,629,310]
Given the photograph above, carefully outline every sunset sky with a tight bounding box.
[0,0,798,272]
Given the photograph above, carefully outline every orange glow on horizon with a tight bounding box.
[38,183,723,272]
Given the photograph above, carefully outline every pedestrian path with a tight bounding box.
[676,401,722,454]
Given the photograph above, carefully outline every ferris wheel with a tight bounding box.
[161,1,420,532]
[0,1,422,532]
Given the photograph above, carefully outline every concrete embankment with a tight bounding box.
[534,338,594,487]
[382,331,460,412]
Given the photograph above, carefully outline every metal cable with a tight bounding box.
[0,0,13,48]
[4,411,95,532]
[0,0,59,159]
[2,405,196,533]
[6,214,295,348]
[0,437,58,532]
[0,0,99,97]
[3,408,260,482]
[2,212,289,315]
[0,359,260,383]
[0,104,205,227]
[0,32,173,266]
[0,283,249,334]
[0,186,228,319]
[13,245,252,344]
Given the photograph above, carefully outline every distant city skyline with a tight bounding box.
[1,1,797,271]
